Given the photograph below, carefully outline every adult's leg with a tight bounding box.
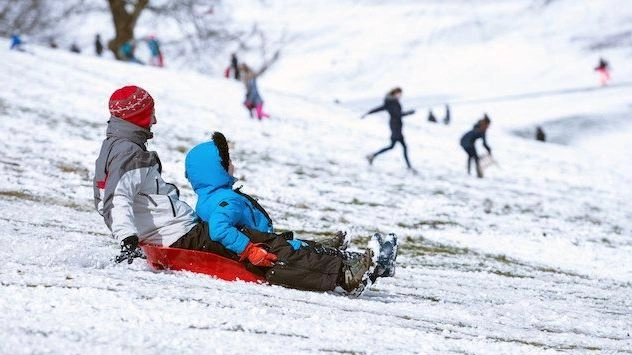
[397,138,412,169]
[371,139,397,160]
[462,145,474,172]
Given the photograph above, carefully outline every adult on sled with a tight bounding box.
[185,132,398,295]
[460,114,492,178]
[361,87,417,173]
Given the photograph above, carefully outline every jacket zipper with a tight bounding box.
[167,196,176,217]
[139,193,158,206]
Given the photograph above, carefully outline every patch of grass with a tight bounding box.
[57,162,90,179]
[401,236,469,256]
[175,145,188,154]
[0,190,30,199]
[0,190,91,212]
[347,198,382,207]
[397,219,459,229]
[489,270,529,279]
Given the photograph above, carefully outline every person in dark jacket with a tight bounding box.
[535,126,546,142]
[95,34,104,56]
[460,114,492,178]
[69,41,81,54]
[230,53,240,80]
[185,132,397,296]
[443,104,451,125]
[362,87,417,173]
[427,109,437,123]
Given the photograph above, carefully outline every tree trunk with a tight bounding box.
[106,0,148,59]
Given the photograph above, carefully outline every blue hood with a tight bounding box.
[185,141,236,193]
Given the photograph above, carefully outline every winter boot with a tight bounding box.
[255,103,270,119]
[369,233,398,278]
[339,248,375,297]
[319,231,350,250]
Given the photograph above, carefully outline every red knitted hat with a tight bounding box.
[108,86,155,128]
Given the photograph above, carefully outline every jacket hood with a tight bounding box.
[106,116,153,146]
[185,141,236,192]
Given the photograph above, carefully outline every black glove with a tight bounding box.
[277,231,294,240]
[405,109,416,115]
[115,235,145,264]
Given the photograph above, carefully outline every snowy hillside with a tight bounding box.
[1,1,632,354]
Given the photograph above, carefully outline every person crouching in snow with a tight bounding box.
[460,114,492,178]
[185,132,396,295]
[239,63,270,119]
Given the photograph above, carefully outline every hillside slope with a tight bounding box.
[1,4,631,354]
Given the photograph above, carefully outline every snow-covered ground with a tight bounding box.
[1,1,631,354]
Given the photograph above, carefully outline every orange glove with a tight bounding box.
[239,243,278,267]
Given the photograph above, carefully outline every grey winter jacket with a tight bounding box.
[93,117,197,246]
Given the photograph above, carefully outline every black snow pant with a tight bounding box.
[462,144,481,176]
[171,221,238,260]
[172,223,343,291]
[372,137,412,168]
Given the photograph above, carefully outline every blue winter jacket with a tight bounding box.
[185,141,302,254]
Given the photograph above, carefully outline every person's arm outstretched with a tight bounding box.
[361,104,386,118]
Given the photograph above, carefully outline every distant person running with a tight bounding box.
[594,57,611,86]
[361,87,417,173]
[460,114,492,178]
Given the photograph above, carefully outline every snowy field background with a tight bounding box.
[1,0,631,354]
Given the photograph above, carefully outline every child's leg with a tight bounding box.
[255,103,269,119]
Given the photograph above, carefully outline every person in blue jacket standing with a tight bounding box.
[185,132,394,295]
[362,87,417,173]
[460,114,492,178]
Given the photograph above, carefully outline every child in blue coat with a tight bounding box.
[185,132,385,295]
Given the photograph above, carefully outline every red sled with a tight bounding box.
[141,244,265,283]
